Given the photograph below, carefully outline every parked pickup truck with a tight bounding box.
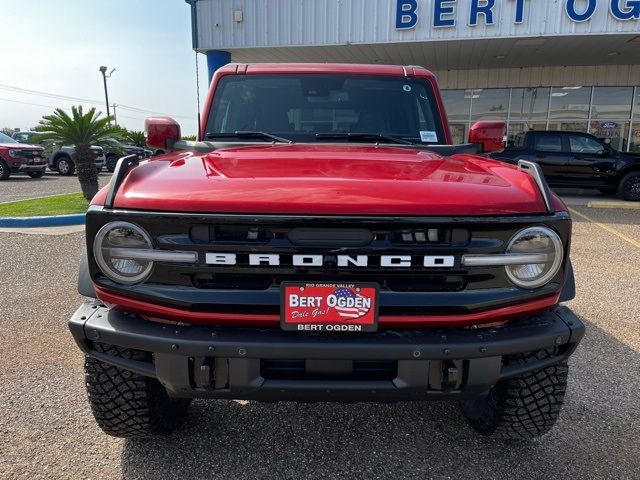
[490,130,640,201]
[0,132,46,180]
[69,63,583,441]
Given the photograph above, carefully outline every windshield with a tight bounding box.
[0,132,18,144]
[206,74,445,144]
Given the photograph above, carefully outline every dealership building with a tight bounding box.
[187,0,640,152]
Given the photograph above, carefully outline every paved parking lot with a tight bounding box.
[0,172,113,203]
[0,204,639,479]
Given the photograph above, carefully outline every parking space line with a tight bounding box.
[568,207,640,250]
[587,201,640,210]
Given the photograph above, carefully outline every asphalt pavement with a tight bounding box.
[0,172,112,203]
[0,206,639,479]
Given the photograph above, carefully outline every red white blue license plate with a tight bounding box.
[281,282,378,332]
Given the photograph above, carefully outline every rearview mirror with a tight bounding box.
[145,117,181,151]
[468,121,507,153]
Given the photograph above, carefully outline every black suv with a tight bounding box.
[490,131,640,201]
[104,141,150,172]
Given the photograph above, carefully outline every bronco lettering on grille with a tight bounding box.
[204,253,455,268]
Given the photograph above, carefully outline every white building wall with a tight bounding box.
[434,65,640,89]
[196,0,640,50]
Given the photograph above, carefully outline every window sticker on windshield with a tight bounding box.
[420,131,438,143]
[403,85,412,92]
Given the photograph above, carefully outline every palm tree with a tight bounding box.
[35,106,121,200]
[123,130,147,147]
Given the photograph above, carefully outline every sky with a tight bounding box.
[0,0,209,136]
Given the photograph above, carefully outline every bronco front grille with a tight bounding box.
[86,209,571,317]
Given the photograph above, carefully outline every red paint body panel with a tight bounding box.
[95,286,559,329]
[101,145,547,215]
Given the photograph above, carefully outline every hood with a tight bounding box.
[102,144,549,215]
[0,142,43,150]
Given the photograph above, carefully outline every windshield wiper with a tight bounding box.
[315,133,413,145]
[205,131,294,144]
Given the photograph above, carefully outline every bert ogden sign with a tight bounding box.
[395,0,640,29]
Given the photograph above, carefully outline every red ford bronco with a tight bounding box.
[69,64,583,440]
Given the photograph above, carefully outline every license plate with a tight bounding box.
[281,282,378,332]
[33,157,41,163]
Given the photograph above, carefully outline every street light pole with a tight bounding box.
[99,66,116,125]
[112,104,118,125]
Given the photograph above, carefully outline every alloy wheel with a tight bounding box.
[625,175,640,199]
[58,159,69,174]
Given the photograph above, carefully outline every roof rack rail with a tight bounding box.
[104,154,139,209]
[517,160,554,213]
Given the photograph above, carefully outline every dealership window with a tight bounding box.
[510,88,550,124]
[549,87,591,121]
[631,88,640,153]
[441,85,639,152]
[590,121,630,151]
[471,89,510,121]
[591,87,633,119]
[547,121,589,133]
[441,90,471,144]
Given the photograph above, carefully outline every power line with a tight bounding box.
[0,84,103,105]
[0,97,149,122]
[0,83,194,120]
[0,97,62,109]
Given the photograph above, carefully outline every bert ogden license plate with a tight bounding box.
[281,282,379,332]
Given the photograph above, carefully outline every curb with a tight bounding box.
[587,201,640,210]
[0,213,86,228]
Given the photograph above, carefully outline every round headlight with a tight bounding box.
[93,222,153,285]
[505,226,563,289]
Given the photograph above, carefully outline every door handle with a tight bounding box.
[574,156,584,160]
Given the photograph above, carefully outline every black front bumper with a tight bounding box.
[69,302,584,402]
[13,164,47,173]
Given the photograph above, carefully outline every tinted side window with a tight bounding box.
[569,135,603,154]
[534,134,562,152]
[511,134,525,149]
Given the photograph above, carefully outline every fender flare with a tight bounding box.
[78,249,97,298]
[559,260,575,303]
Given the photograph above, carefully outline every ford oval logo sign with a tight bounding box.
[601,122,619,129]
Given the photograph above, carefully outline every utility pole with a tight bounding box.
[112,104,118,126]
[99,66,116,125]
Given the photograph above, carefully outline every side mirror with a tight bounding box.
[469,121,507,153]
[144,117,181,151]
[600,147,612,157]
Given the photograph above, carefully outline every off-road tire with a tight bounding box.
[84,343,191,438]
[106,154,118,172]
[0,159,10,180]
[56,156,75,176]
[461,347,568,440]
[618,171,640,201]
[27,171,45,179]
